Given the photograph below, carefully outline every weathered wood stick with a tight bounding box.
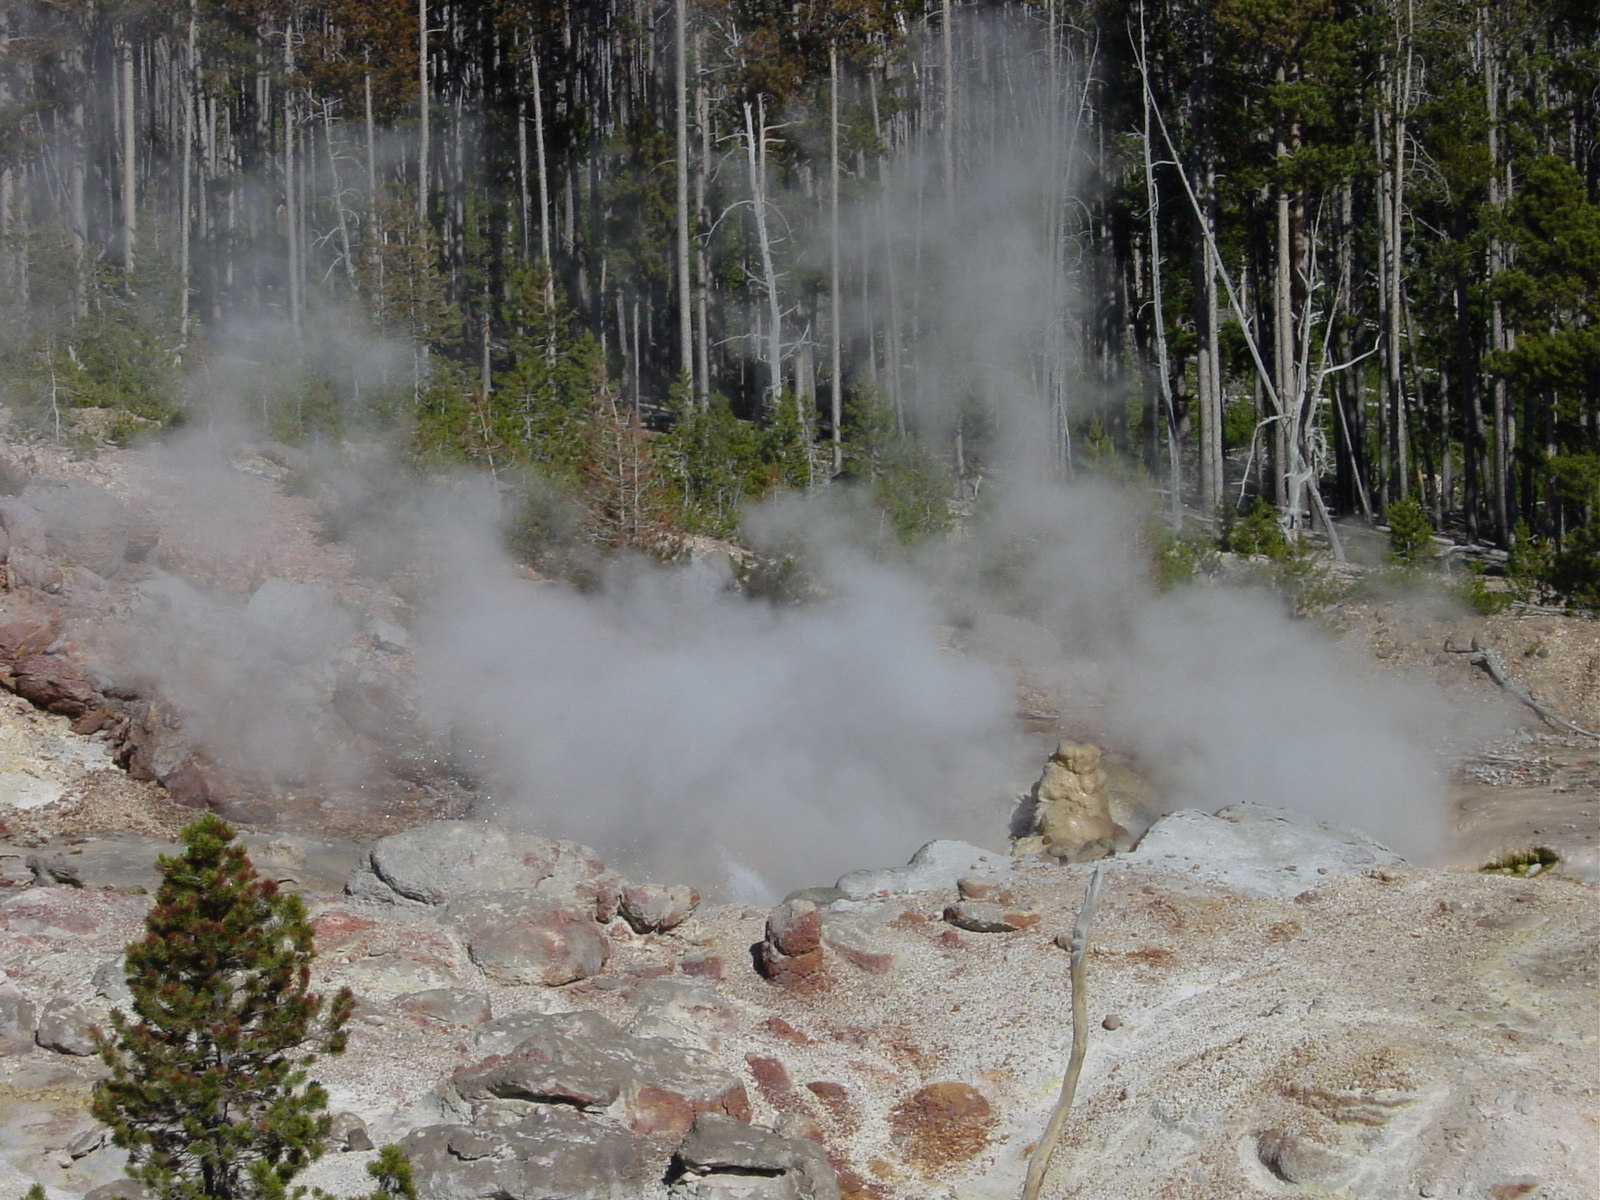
[1470,649,1600,741]
[1021,864,1106,1200]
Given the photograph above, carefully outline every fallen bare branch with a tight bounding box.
[1470,649,1600,741]
[1022,864,1106,1200]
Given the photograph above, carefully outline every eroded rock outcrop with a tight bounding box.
[1016,740,1129,861]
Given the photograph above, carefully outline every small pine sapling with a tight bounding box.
[92,814,356,1200]
[1385,496,1434,565]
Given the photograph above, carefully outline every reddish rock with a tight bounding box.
[957,876,995,900]
[395,988,491,1028]
[627,1079,752,1137]
[806,1081,857,1134]
[767,900,823,956]
[836,944,893,974]
[679,952,724,980]
[10,654,101,717]
[888,1082,995,1172]
[746,1053,796,1106]
[312,909,380,945]
[759,944,826,989]
[763,1016,812,1044]
[444,892,609,986]
[619,883,699,934]
[759,899,829,989]
[0,610,60,660]
[943,900,1040,933]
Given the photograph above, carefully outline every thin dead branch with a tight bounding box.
[1469,649,1600,741]
[1021,864,1106,1200]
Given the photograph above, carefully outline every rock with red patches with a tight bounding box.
[0,607,60,661]
[957,875,996,900]
[680,952,724,980]
[311,908,380,946]
[888,1083,995,1173]
[395,987,492,1028]
[673,1112,841,1200]
[942,900,1040,933]
[764,1017,811,1045]
[0,986,38,1055]
[746,1053,796,1107]
[401,1109,656,1200]
[759,899,828,990]
[619,883,699,934]
[443,891,608,986]
[454,1008,750,1138]
[10,654,102,718]
[767,900,822,955]
[2,887,141,940]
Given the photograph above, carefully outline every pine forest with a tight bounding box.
[0,0,1595,601]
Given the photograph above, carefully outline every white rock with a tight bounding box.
[1120,803,1402,897]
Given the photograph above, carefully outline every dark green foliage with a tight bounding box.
[1454,564,1511,615]
[92,815,355,1200]
[1506,521,1552,604]
[1385,496,1435,565]
[660,389,774,537]
[842,386,953,545]
[1221,496,1290,558]
[1149,522,1217,590]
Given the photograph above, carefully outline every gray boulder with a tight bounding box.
[353,822,610,909]
[1120,803,1404,898]
[454,1009,752,1138]
[0,984,38,1053]
[835,840,1015,901]
[329,1112,374,1153]
[35,997,100,1055]
[673,1113,840,1200]
[444,891,608,986]
[619,883,700,934]
[237,833,365,895]
[401,1109,656,1200]
[395,988,492,1028]
[243,579,354,667]
[28,835,173,894]
[25,480,131,578]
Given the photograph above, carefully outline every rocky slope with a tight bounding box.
[0,434,1595,1200]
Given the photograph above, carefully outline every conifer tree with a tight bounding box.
[92,815,356,1200]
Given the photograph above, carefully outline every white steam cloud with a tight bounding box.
[87,10,1458,901]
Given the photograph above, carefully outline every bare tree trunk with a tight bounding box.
[179,4,197,339]
[1192,4,1223,512]
[1272,145,1294,511]
[516,94,530,261]
[1484,9,1510,543]
[674,0,693,397]
[283,29,301,331]
[693,28,710,406]
[829,40,842,474]
[121,37,136,275]
[69,46,87,312]
[1138,4,1181,527]
[743,98,782,415]
[1384,0,1415,503]
[417,0,429,218]
[941,0,955,214]
[530,50,552,273]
